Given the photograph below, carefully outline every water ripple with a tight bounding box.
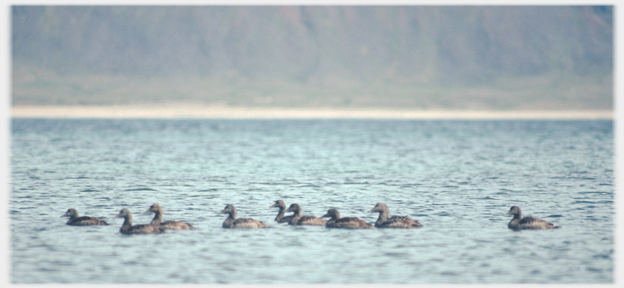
[11,119,614,284]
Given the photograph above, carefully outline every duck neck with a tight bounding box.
[222,211,236,228]
[375,208,390,226]
[508,210,522,228]
[275,207,285,221]
[225,210,237,220]
[121,215,133,232]
[288,209,302,224]
[151,210,163,226]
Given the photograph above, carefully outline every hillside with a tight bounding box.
[11,6,614,110]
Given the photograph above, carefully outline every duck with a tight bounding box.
[269,200,294,223]
[368,203,423,228]
[219,204,269,229]
[321,209,374,229]
[506,206,560,230]
[144,203,196,230]
[60,208,109,226]
[113,208,165,234]
[285,203,326,226]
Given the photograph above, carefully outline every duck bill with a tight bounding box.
[59,213,68,218]
[269,203,277,208]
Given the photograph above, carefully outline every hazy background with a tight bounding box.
[11,5,613,110]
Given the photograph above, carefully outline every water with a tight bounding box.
[10,118,614,283]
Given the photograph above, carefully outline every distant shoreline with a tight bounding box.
[11,105,614,120]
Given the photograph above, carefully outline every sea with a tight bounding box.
[10,118,614,283]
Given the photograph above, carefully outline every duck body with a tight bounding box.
[61,208,109,226]
[270,200,294,224]
[145,204,196,230]
[286,204,326,226]
[158,220,196,230]
[322,209,374,229]
[368,203,422,229]
[114,208,165,235]
[376,216,422,228]
[506,206,560,230]
[220,205,269,229]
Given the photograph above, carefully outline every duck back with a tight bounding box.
[232,218,269,229]
[276,215,294,223]
[327,217,373,229]
[68,216,109,226]
[160,220,197,230]
[122,224,165,235]
[377,216,422,229]
[295,215,326,226]
[509,216,559,230]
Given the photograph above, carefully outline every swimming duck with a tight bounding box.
[368,203,423,228]
[60,208,109,226]
[286,203,326,226]
[270,200,294,223]
[113,208,165,234]
[321,209,374,229]
[506,206,560,230]
[219,204,269,229]
[144,204,196,230]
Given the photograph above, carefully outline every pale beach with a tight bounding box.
[10,105,614,120]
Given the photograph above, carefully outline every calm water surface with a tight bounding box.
[10,119,614,283]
